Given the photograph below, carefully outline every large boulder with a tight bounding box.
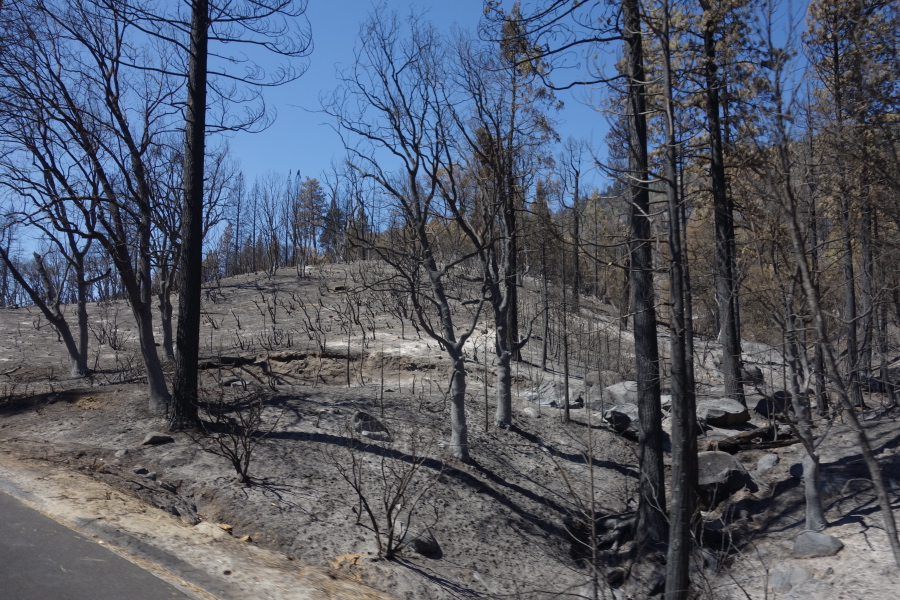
[697,451,751,504]
[603,404,640,438]
[584,370,621,389]
[753,391,792,417]
[521,380,581,407]
[793,531,844,558]
[697,398,750,428]
[591,381,638,410]
[352,411,392,442]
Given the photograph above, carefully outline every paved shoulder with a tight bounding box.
[0,490,190,600]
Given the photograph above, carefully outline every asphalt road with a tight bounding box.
[0,490,191,600]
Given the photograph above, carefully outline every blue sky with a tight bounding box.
[224,0,608,192]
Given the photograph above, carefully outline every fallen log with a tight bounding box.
[702,425,795,454]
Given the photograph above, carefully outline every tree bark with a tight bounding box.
[170,0,209,430]
[701,3,744,404]
[661,1,697,595]
[623,0,667,545]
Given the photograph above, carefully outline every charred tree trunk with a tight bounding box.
[623,0,666,545]
[171,0,209,429]
[701,3,744,404]
[662,1,697,595]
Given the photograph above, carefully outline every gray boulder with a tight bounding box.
[757,454,780,472]
[793,531,844,558]
[603,404,640,437]
[697,398,750,428]
[521,380,579,407]
[352,411,393,443]
[697,451,751,502]
[584,370,621,389]
[603,381,638,405]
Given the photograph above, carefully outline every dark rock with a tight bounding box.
[143,472,157,481]
[142,432,175,446]
[790,462,804,479]
[793,531,844,558]
[742,365,765,386]
[753,391,791,417]
[352,411,393,443]
[697,451,751,504]
[603,404,639,437]
[697,398,750,427]
[408,529,441,558]
[132,466,149,475]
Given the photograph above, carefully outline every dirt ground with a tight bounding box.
[1,263,899,599]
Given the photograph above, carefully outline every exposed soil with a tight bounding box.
[1,263,899,599]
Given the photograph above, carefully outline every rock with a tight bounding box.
[603,404,639,437]
[132,466,149,475]
[143,472,157,481]
[521,380,580,407]
[352,411,393,443]
[757,454,779,472]
[742,365,765,386]
[142,432,175,446]
[697,398,750,427]
[603,381,638,405]
[408,529,441,558]
[753,391,791,417]
[697,451,751,503]
[584,370,621,389]
[114,449,128,458]
[793,531,844,558]
[522,406,541,418]
[789,462,804,478]
[160,481,177,493]
[770,563,812,593]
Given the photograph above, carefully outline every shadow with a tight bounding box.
[392,558,489,599]
[509,425,641,479]
[267,429,569,538]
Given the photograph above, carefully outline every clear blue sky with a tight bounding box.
[224,0,608,192]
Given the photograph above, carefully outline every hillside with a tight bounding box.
[1,263,899,600]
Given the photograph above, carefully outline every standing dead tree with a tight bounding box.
[0,0,177,408]
[324,9,486,462]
